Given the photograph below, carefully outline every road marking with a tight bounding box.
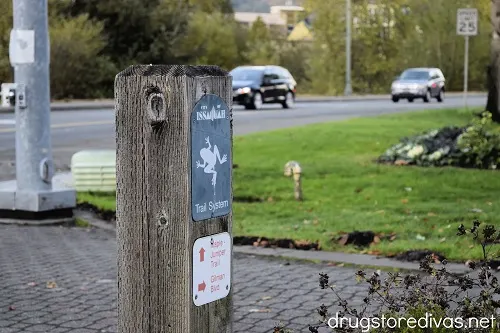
[0,120,114,133]
[0,119,15,125]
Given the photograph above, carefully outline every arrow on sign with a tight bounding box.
[199,247,205,262]
[198,281,206,292]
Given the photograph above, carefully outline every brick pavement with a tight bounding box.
[0,225,370,333]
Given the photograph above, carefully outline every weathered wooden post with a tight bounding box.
[115,65,233,332]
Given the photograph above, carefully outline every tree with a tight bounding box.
[63,0,188,67]
[49,14,117,99]
[189,0,233,13]
[0,0,13,83]
[350,0,417,93]
[276,41,312,88]
[486,0,500,123]
[406,0,489,92]
[177,11,240,70]
[304,0,345,94]
[0,1,116,99]
[244,17,280,66]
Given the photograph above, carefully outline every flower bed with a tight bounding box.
[377,113,500,170]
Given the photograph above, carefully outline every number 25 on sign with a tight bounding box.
[456,8,478,36]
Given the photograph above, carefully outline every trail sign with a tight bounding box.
[192,232,231,306]
[115,65,233,332]
[457,8,478,36]
[191,94,231,222]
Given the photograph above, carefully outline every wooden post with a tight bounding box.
[115,65,233,333]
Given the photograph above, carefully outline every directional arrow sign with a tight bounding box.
[199,247,205,262]
[192,232,231,306]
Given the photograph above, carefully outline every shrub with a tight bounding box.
[457,112,500,169]
[49,14,117,100]
[274,221,500,332]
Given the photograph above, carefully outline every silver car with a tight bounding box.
[391,68,445,103]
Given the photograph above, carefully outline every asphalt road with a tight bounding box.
[0,95,487,181]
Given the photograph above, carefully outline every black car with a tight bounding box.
[230,65,297,110]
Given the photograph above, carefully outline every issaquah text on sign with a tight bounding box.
[191,94,231,221]
[192,232,231,306]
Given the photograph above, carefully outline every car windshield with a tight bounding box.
[230,68,263,81]
[399,70,430,80]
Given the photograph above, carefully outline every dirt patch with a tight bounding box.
[233,236,320,250]
[233,196,264,203]
[390,250,446,263]
[336,231,397,248]
[76,202,116,224]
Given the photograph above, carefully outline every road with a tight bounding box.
[0,95,486,181]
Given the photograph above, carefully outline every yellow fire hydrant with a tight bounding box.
[284,161,302,201]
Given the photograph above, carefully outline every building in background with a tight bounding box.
[234,5,306,36]
[287,15,314,41]
[234,12,287,34]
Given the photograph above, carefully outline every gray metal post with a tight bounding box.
[13,0,52,191]
[463,35,469,109]
[344,0,352,96]
[0,0,75,221]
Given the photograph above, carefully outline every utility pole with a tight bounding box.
[463,35,469,108]
[344,0,353,96]
[0,0,75,223]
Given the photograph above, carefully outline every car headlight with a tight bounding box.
[237,87,251,94]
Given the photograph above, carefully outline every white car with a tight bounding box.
[391,68,445,103]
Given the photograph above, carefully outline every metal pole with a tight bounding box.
[463,35,469,109]
[12,0,53,191]
[344,0,352,96]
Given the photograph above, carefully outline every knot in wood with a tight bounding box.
[157,211,169,227]
[159,216,168,225]
[146,91,167,125]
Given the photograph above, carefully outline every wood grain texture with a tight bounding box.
[115,65,233,333]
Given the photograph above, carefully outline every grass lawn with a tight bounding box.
[78,108,500,261]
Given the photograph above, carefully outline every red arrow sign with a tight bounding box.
[199,247,205,262]
[198,281,206,292]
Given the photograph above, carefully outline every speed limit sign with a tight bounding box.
[457,8,478,36]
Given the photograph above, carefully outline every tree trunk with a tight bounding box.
[486,0,500,122]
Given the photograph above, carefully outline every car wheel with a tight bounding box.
[249,91,263,110]
[437,89,444,103]
[408,98,414,103]
[282,92,295,109]
[392,96,399,103]
[423,90,431,103]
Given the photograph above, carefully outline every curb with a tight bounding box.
[75,208,471,275]
[0,92,487,114]
[0,102,116,114]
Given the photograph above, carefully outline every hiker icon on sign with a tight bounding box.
[196,136,227,193]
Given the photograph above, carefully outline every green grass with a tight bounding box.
[74,217,91,228]
[78,108,500,261]
[77,192,116,211]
